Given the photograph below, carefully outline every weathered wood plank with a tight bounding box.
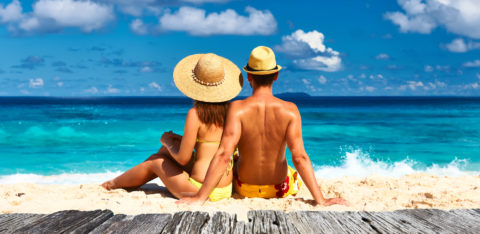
[90,213,171,234]
[358,211,435,234]
[249,210,279,234]
[232,220,246,234]
[273,210,301,234]
[246,210,299,234]
[285,211,316,234]
[89,214,129,234]
[200,212,236,234]
[450,209,480,221]
[396,209,480,234]
[161,211,188,234]
[288,211,376,234]
[2,209,480,234]
[317,211,377,234]
[161,211,210,234]
[12,210,113,234]
[0,214,46,234]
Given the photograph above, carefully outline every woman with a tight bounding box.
[102,53,243,201]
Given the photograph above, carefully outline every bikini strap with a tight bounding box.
[196,138,221,144]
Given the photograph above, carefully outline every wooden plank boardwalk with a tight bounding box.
[1,209,479,233]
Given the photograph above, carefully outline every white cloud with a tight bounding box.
[464,82,479,89]
[435,65,450,72]
[365,86,376,92]
[0,0,22,23]
[318,75,327,84]
[29,78,44,88]
[149,82,162,91]
[423,80,446,90]
[275,30,342,72]
[477,73,480,80]
[140,66,153,73]
[445,38,480,53]
[182,0,230,3]
[105,84,120,94]
[375,53,391,60]
[57,81,63,87]
[406,80,424,90]
[2,0,114,33]
[130,19,148,35]
[102,0,162,17]
[301,79,310,85]
[368,74,384,80]
[425,64,451,72]
[292,56,341,72]
[84,87,98,94]
[105,0,231,17]
[463,60,480,67]
[384,11,436,34]
[158,6,276,36]
[385,0,480,39]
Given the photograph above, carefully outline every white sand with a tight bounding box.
[1,173,479,221]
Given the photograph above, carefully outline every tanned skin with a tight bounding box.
[177,73,348,206]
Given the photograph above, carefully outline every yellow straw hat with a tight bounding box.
[173,53,243,103]
[243,46,282,75]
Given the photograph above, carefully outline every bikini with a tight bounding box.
[188,138,235,201]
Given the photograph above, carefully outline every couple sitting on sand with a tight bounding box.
[102,46,348,206]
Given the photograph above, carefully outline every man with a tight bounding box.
[178,46,348,206]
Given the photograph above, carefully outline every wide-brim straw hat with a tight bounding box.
[174,53,243,103]
[243,46,282,75]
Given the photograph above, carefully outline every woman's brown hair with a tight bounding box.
[194,101,230,127]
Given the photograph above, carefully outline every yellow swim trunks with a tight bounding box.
[189,177,232,202]
[234,166,302,198]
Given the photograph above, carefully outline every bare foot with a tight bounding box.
[101,180,116,190]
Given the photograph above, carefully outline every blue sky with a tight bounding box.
[0,0,479,96]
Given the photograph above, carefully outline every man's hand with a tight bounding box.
[160,131,181,145]
[175,193,207,206]
[320,197,350,206]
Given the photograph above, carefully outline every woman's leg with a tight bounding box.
[145,148,198,199]
[101,151,162,190]
[102,146,199,199]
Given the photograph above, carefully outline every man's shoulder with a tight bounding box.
[230,99,246,109]
[274,97,299,112]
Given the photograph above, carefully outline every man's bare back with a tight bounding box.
[232,93,298,185]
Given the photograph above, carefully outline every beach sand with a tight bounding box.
[1,173,479,221]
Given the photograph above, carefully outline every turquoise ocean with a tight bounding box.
[0,96,479,184]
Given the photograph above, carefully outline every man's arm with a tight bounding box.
[177,102,242,204]
[286,104,348,206]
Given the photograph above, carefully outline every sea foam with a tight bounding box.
[0,149,477,185]
[0,171,161,185]
[314,149,476,178]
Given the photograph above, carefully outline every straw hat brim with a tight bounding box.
[242,65,282,75]
[174,54,243,103]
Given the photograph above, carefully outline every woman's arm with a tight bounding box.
[160,108,199,166]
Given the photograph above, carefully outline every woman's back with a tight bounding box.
[190,105,232,187]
